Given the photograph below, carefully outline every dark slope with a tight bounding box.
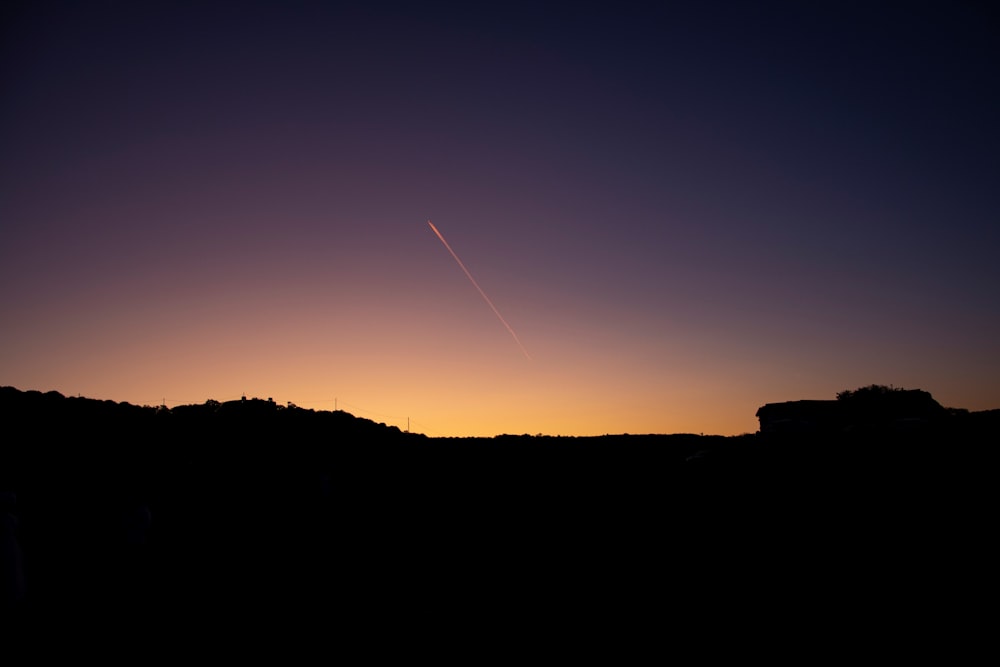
[1,386,994,654]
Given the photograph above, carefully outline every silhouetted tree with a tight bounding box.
[836,384,901,401]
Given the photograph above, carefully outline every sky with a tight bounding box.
[2,1,998,436]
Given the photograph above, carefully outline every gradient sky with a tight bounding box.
[3,2,998,436]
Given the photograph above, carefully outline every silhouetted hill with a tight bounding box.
[2,385,995,646]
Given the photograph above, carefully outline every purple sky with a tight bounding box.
[2,2,998,435]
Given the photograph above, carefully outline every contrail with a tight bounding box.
[427,220,531,360]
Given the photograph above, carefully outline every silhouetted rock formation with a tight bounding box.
[756,385,950,435]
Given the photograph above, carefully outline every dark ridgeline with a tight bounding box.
[1,384,995,650]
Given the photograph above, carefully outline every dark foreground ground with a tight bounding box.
[1,387,994,656]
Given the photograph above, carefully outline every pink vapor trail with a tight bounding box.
[427,220,531,360]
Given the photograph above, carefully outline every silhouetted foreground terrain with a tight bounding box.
[2,385,995,651]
